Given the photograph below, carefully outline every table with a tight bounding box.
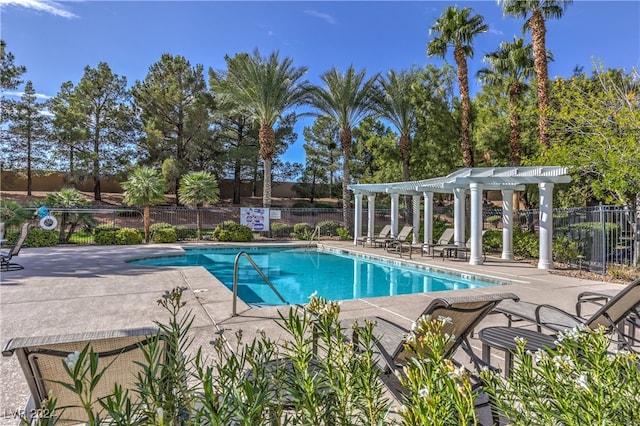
[478,326,557,377]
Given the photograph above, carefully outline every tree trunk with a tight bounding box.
[531,10,550,149]
[508,83,522,167]
[259,124,276,208]
[454,45,474,168]
[196,207,201,240]
[144,205,151,244]
[400,133,412,224]
[341,128,352,231]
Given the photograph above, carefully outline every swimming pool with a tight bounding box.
[130,246,499,305]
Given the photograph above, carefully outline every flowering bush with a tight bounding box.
[482,325,640,425]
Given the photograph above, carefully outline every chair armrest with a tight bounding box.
[535,304,582,332]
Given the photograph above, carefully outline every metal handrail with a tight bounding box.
[306,225,321,250]
[232,251,287,316]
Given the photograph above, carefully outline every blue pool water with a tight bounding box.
[130,247,498,305]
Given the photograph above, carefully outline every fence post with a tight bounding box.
[600,204,607,275]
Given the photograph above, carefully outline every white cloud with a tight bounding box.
[304,9,337,25]
[0,0,78,18]
[489,28,504,36]
[4,90,51,100]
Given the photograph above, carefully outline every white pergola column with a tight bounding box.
[390,192,400,238]
[469,182,484,265]
[423,191,434,246]
[352,192,363,245]
[538,182,554,269]
[412,194,421,243]
[453,187,466,247]
[501,189,514,260]
[366,194,376,244]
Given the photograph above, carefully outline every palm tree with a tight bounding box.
[477,37,536,167]
[122,166,166,243]
[376,68,420,220]
[428,6,488,168]
[309,66,380,229]
[498,0,573,149]
[178,171,220,239]
[211,50,310,208]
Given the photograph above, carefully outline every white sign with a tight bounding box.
[269,209,281,220]
[240,207,270,232]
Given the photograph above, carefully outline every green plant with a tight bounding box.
[178,171,220,239]
[486,215,501,229]
[212,221,254,242]
[316,220,341,237]
[513,227,539,258]
[336,227,351,241]
[482,229,502,251]
[174,226,197,241]
[94,225,119,245]
[14,227,58,248]
[396,315,478,425]
[293,222,313,240]
[40,188,96,244]
[270,222,293,239]
[153,227,178,243]
[482,326,640,425]
[0,201,28,227]
[116,228,143,245]
[122,166,167,244]
[552,236,580,265]
[150,222,174,232]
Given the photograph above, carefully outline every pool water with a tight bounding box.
[130,247,498,305]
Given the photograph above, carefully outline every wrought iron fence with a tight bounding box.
[12,204,639,274]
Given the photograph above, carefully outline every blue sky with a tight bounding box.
[1,0,639,165]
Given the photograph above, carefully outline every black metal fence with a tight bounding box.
[14,204,639,274]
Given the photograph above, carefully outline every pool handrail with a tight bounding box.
[306,225,321,250]
[232,251,288,316]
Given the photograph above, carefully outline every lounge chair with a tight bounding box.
[357,224,391,247]
[1,222,30,272]
[371,225,411,248]
[351,293,519,388]
[381,225,414,251]
[2,327,165,424]
[452,231,488,261]
[495,278,640,350]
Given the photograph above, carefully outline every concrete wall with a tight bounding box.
[1,171,299,199]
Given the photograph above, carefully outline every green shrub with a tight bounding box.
[552,236,580,264]
[150,222,174,232]
[174,225,197,241]
[270,222,293,239]
[316,220,341,237]
[486,215,501,228]
[94,225,119,245]
[311,201,335,209]
[336,227,351,241]
[293,222,313,240]
[22,228,58,247]
[513,228,539,258]
[153,227,178,243]
[482,229,502,251]
[116,228,143,245]
[483,326,640,424]
[212,221,253,242]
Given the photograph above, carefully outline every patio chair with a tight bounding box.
[381,225,414,251]
[1,222,30,272]
[495,278,640,350]
[2,327,165,424]
[350,293,519,396]
[422,228,456,258]
[357,224,391,247]
[452,231,488,261]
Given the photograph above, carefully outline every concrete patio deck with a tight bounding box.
[0,241,626,425]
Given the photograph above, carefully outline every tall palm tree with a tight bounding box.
[428,6,488,168]
[498,0,573,149]
[122,166,167,243]
[376,68,420,222]
[309,66,380,229]
[211,50,310,208]
[477,37,536,167]
[178,171,220,239]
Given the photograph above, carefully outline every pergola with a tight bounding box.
[347,166,571,270]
